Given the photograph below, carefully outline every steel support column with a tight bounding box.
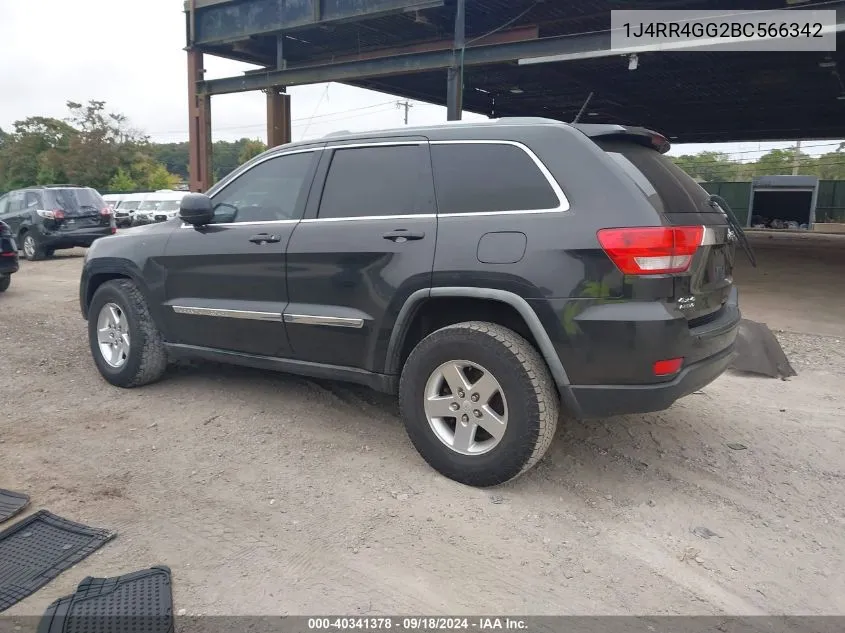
[188,49,212,192]
[267,88,292,148]
[446,0,465,121]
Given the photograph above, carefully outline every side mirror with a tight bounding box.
[179,193,214,226]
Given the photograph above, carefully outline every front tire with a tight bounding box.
[0,275,10,292]
[399,321,559,487]
[88,279,168,388]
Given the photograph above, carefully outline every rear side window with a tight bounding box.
[25,192,42,209]
[596,139,711,214]
[45,188,105,212]
[318,145,427,219]
[431,143,559,214]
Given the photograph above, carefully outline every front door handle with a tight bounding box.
[249,233,281,244]
[383,229,425,243]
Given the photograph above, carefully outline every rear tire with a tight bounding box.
[21,232,46,261]
[88,279,168,388]
[0,275,10,292]
[399,321,559,487]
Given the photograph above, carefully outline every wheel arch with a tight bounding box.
[385,287,581,416]
[81,259,157,324]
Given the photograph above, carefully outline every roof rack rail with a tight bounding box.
[33,183,85,189]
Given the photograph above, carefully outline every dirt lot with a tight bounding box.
[1,233,844,616]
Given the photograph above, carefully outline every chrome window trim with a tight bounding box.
[184,138,569,228]
[429,139,571,215]
[283,314,365,329]
[182,147,323,228]
[172,306,281,321]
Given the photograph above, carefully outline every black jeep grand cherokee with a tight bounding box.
[80,118,741,487]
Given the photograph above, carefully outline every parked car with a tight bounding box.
[114,193,149,228]
[151,191,189,223]
[132,191,185,226]
[102,194,125,212]
[79,118,741,487]
[0,185,116,260]
[0,220,18,292]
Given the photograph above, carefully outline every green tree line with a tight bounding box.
[671,145,845,183]
[0,100,266,194]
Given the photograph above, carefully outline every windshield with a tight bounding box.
[45,188,105,213]
[158,200,181,211]
[117,200,139,210]
[138,200,162,211]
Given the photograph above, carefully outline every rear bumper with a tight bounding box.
[41,227,113,248]
[0,257,18,275]
[538,286,741,419]
[568,343,736,417]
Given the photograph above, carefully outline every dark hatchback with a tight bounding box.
[0,220,18,292]
[0,185,116,261]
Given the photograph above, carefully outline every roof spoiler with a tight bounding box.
[577,125,671,154]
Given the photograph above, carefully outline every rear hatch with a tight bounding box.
[45,188,111,230]
[593,133,735,325]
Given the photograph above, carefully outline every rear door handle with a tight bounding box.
[249,233,281,244]
[383,229,425,243]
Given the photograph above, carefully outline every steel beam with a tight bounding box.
[194,0,444,45]
[188,49,213,192]
[446,0,465,121]
[198,30,610,95]
[267,88,291,147]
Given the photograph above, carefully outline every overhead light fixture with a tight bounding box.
[628,53,639,71]
[475,88,490,94]
[510,88,524,94]
[587,112,599,116]
[820,59,837,69]
[838,95,845,100]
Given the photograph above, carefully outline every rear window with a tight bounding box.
[595,139,711,214]
[45,188,105,212]
[138,200,162,211]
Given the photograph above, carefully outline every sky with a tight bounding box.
[0,0,839,161]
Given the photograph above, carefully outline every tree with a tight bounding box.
[238,139,267,164]
[0,116,77,190]
[108,168,137,192]
[672,151,741,182]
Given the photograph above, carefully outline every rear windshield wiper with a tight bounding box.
[708,194,756,268]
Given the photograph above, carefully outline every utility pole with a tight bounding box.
[792,139,803,175]
[396,100,413,125]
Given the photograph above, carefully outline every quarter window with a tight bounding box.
[431,143,560,214]
[317,145,427,219]
[210,151,316,223]
[25,192,42,209]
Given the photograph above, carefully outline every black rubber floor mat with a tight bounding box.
[730,319,797,379]
[38,566,173,633]
[0,490,29,524]
[0,510,115,613]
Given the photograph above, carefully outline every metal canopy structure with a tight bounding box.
[185,0,845,191]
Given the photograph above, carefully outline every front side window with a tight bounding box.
[211,151,316,223]
[431,143,560,214]
[8,192,24,213]
[317,144,426,219]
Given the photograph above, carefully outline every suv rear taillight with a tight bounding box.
[597,226,703,275]
[100,207,112,216]
[36,209,65,220]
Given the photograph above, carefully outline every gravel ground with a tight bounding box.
[1,238,843,617]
